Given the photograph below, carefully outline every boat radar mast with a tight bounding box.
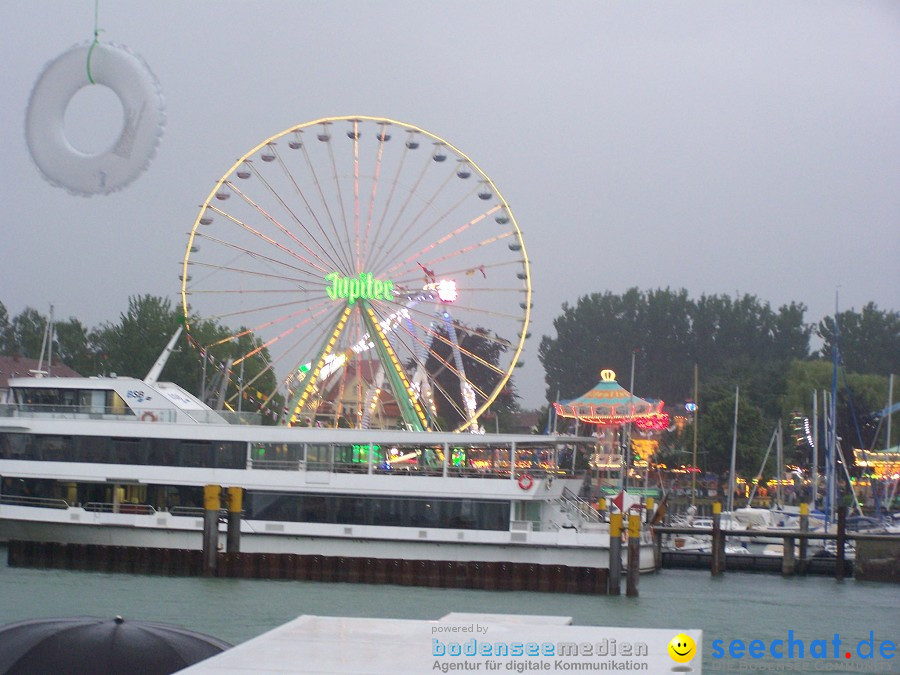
[144,327,183,385]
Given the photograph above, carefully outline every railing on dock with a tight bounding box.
[653,515,900,581]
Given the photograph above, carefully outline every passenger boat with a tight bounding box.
[0,362,656,577]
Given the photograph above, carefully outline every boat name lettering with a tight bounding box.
[326,272,394,304]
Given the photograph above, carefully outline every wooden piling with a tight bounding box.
[201,484,221,577]
[226,486,242,553]
[608,513,622,595]
[782,536,795,576]
[797,503,809,575]
[836,507,846,582]
[711,502,723,576]
[626,513,641,597]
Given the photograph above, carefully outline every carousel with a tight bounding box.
[553,369,668,491]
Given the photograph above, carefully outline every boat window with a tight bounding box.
[13,387,134,416]
[0,433,245,470]
[181,441,213,467]
[108,437,144,464]
[36,435,70,461]
[251,442,302,463]
[214,441,246,468]
[306,443,331,469]
[243,491,510,531]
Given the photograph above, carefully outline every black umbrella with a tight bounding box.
[0,616,231,674]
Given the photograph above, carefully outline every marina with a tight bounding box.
[0,545,896,673]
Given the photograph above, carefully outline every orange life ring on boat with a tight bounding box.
[140,411,158,422]
[517,473,534,490]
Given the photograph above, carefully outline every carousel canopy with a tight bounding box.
[553,369,667,429]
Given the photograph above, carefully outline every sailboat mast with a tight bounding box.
[775,419,783,508]
[826,294,840,525]
[728,385,739,514]
[811,389,818,510]
[691,363,699,507]
[881,374,894,517]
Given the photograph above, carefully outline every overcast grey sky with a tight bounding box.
[3,1,898,408]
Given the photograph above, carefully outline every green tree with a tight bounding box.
[92,295,179,379]
[783,361,894,457]
[54,318,95,375]
[92,294,282,421]
[698,388,767,476]
[9,307,47,359]
[817,302,899,376]
[0,302,13,354]
[539,288,810,410]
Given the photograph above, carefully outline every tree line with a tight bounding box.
[538,288,898,476]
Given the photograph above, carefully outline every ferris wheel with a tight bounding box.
[180,116,531,432]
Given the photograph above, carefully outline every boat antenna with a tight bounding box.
[145,326,183,385]
[32,305,55,378]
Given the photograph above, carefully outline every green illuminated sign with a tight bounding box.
[326,272,394,304]
[352,443,380,463]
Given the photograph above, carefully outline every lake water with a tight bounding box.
[0,546,896,673]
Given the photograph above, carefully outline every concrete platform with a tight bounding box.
[180,613,703,673]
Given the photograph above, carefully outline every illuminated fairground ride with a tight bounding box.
[180,117,531,432]
[553,369,669,475]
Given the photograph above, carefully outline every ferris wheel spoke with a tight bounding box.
[205,201,330,275]
[186,260,314,289]
[350,119,362,272]
[367,151,433,273]
[226,177,341,275]
[400,311,506,380]
[386,208,504,281]
[203,299,335,349]
[369,160,459,274]
[381,190,491,276]
[298,125,355,273]
[324,127,354,272]
[399,290,524,328]
[399,231,517,284]
[233,302,347,368]
[369,303,491,409]
[364,129,414,271]
[360,121,391,273]
[252,137,354,275]
[381,323,469,424]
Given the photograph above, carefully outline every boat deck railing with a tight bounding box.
[83,502,157,515]
[559,487,604,524]
[0,494,69,510]
[0,403,236,425]
[252,457,576,480]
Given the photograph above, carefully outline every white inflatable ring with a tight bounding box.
[25,42,165,196]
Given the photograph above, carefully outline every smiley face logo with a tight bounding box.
[668,633,696,663]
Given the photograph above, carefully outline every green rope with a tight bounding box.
[86,0,102,84]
